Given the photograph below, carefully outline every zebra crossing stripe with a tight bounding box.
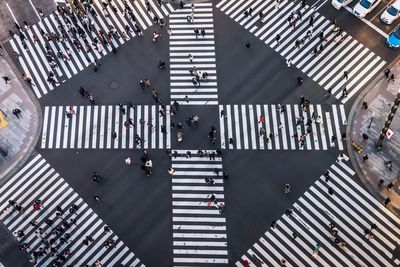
[6,0,174,99]
[171,151,228,265]
[40,105,170,149]
[0,155,142,266]
[219,104,345,150]
[236,156,399,266]
[217,0,387,104]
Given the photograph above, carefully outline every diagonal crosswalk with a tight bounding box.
[219,104,347,150]
[169,3,219,105]
[7,0,175,99]
[235,154,400,267]
[216,0,387,104]
[40,105,171,149]
[171,150,229,265]
[0,154,144,267]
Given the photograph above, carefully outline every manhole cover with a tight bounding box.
[109,81,119,90]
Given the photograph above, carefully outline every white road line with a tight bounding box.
[219,105,226,149]
[344,6,389,38]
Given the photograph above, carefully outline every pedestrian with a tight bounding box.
[93,172,102,183]
[297,77,303,86]
[328,187,334,195]
[341,87,347,98]
[275,0,280,9]
[2,76,11,84]
[245,41,250,50]
[223,172,229,180]
[271,220,277,229]
[258,115,265,124]
[384,68,390,78]
[283,184,291,193]
[309,15,314,27]
[362,154,368,162]
[201,28,205,37]
[343,71,349,79]
[388,74,395,82]
[286,58,292,68]
[384,197,391,206]
[285,208,293,217]
[22,74,35,86]
[220,110,227,118]
[378,179,384,187]
[319,30,324,41]
[276,34,281,45]
[12,108,22,119]
[94,195,101,203]
[125,157,131,165]
[89,94,95,104]
[194,28,199,38]
[331,134,337,143]
[292,232,298,239]
[229,137,234,145]
[324,170,330,182]
[188,53,193,62]
[168,167,175,176]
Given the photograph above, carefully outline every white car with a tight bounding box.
[332,0,353,10]
[353,0,381,17]
[381,0,400,24]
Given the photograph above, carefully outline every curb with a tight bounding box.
[346,59,400,218]
[0,46,43,183]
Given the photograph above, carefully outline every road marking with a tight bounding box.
[28,0,41,20]
[344,6,389,38]
[5,2,18,24]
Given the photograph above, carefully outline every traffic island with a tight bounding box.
[348,61,400,216]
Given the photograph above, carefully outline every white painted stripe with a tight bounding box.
[55,106,63,149]
[107,106,113,149]
[309,105,320,150]
[143,105,149,149]
[286,105,296,150]
[63,106,70,148]
[248,105,257,149]
[159,106,163,149]
[325,112,334,148]
[99,106,105,149]
[114,105,120,148]
[316,105,327,150]
[242,105,249,149]
[151,105,156,149]
[77,106,84,149]
[85,106,91,149]
[332,105,343,150]
[41,106,49,148]
[271,105,279,150]
[92,106,99,149]
[226,105,234,149]
[263,105,272,150]
[219,105,226,149]
[256,104,264,150]
[166,105,171,149]
[234,104,241,149]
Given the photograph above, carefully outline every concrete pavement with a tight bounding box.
[349,61,400,216]
[0,49,41,181]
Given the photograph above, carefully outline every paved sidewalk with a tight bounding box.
[0,51,40,181]
[349,61,400,216]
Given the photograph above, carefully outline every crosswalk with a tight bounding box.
[235,154,400,267]
[40,105,171,149]
[216,0,387,104]
[169,3,219,105]
[171,150,229,265]
[0,154,143,266]
[7,0,174,99]
[219,104,347,150]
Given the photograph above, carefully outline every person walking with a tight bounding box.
[12,108,22,119]
[125,157,131,165]
[168,167,175,176]
[283,184,291,193]
[343,71,349,79]
[245,41,250,50]
[276,34,281,45]
[297,77,303,86]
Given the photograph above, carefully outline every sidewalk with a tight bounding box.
[0,51,40,181]
[349,61,400,216]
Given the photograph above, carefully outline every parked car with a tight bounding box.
[381,0,400,24]
[332,0,353,9]
[353,0,381,17]
[386,25,400,48]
